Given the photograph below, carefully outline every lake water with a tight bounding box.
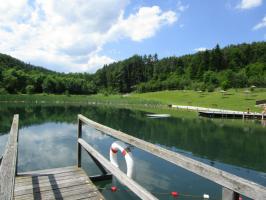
[0,104,265,200]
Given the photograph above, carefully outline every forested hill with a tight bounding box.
[0,41,266,95]
[95,42,266,93]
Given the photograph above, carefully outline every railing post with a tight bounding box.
[222,187,240,200]
[15,124,19,175]
[77,116,82,168]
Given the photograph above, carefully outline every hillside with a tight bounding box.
[0,41,265,95]
[95,42,266,93]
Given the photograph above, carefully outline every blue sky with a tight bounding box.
[0,0,265,73]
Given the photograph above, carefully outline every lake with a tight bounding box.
[0,104,265,200]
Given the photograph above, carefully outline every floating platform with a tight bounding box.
[14,166,104,200]
[199,111,264,119]
[146,114,171,118]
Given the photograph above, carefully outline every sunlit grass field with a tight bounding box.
[131,88,266,112]
[1,88,265,112]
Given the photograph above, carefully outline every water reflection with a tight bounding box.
[0,104,265,172]
[0,104,265,199]
[18,123,76,172]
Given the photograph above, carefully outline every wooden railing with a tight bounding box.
[0,114,19,200]
[77,114,266,200]
[77,115,158,200]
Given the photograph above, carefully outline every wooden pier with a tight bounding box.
[1,114,266,200]
[14,166,103,200]
[0,115,106,200]
[199,110,265,119]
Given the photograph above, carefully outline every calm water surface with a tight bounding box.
[0,104,265,200]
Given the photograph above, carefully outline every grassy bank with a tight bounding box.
[132,88,266,112]
[0,93,161,106]
[1,88,266,112]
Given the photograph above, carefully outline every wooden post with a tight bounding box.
[222,187,240,200]
[0,114,19,200]
[15,121,19,175]
[77,117,82,167]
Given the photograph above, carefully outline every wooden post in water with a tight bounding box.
[77,116,82,167]
[222,187,240,200]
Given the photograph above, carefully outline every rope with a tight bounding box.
[96,185,229,200]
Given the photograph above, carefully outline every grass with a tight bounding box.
[0,93,162,108]
[131,88,266,112]
[0,88,266,112]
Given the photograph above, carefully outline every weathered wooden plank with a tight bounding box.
[15,183,94,197]
[14,166,104,199]
[15,185,99,200]
[15,171,84,184]
[78,138,158,200]
[15,176,90,192]
[0,114,19,200]
[15,180,92,196]
[15,172,86,187]
[17,166,79,176]
[77,118,82,167]
[89,173,112,182]
[222,187,240,200]
[78,114,266,200]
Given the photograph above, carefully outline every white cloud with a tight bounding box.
[253,16,266,30]
[236,0,263,9]
[86,54,116,73]
[177,1,189,12]
[194,47,207,52]
[0,1,178,72]
[107,6,177,42]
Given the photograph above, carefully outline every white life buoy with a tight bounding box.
[109,141,134,178]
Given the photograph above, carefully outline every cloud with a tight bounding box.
[236,0,263,9]
[86,54,116,73]
[253,16,266,30]
[194,47,207,52]
[177,1,189,12]
[0,1,178,72]
[106,6,177,42]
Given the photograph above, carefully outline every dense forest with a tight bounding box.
[0,41,265,95]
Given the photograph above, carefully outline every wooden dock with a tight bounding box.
[0,115,106,200]
[199,110,264,119]
[14,166,104,200]
[1,114,266,200]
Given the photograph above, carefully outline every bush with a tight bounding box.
[207,84,215,92]
[221,80,230,90]
[0,87,8,94]
[26,85,34,94]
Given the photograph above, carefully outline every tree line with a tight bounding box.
[0,41,265,95]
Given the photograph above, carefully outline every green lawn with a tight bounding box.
[131,88,266,112]
[1,88,266,112]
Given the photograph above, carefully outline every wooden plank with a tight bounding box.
[222,187,239,200]
[15,176,90,192]
[16,170,84,183]
[15,183,94,197]
[0,114,19,200]
[89,174,112,182]
[14,166,104,200]
[15,172,86,187]
[15,179,92,196]
[15,185,99,200]
[78,138,158,200]
[78,118,82,167]
[78,114,266,200]
[17,166,78,176]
